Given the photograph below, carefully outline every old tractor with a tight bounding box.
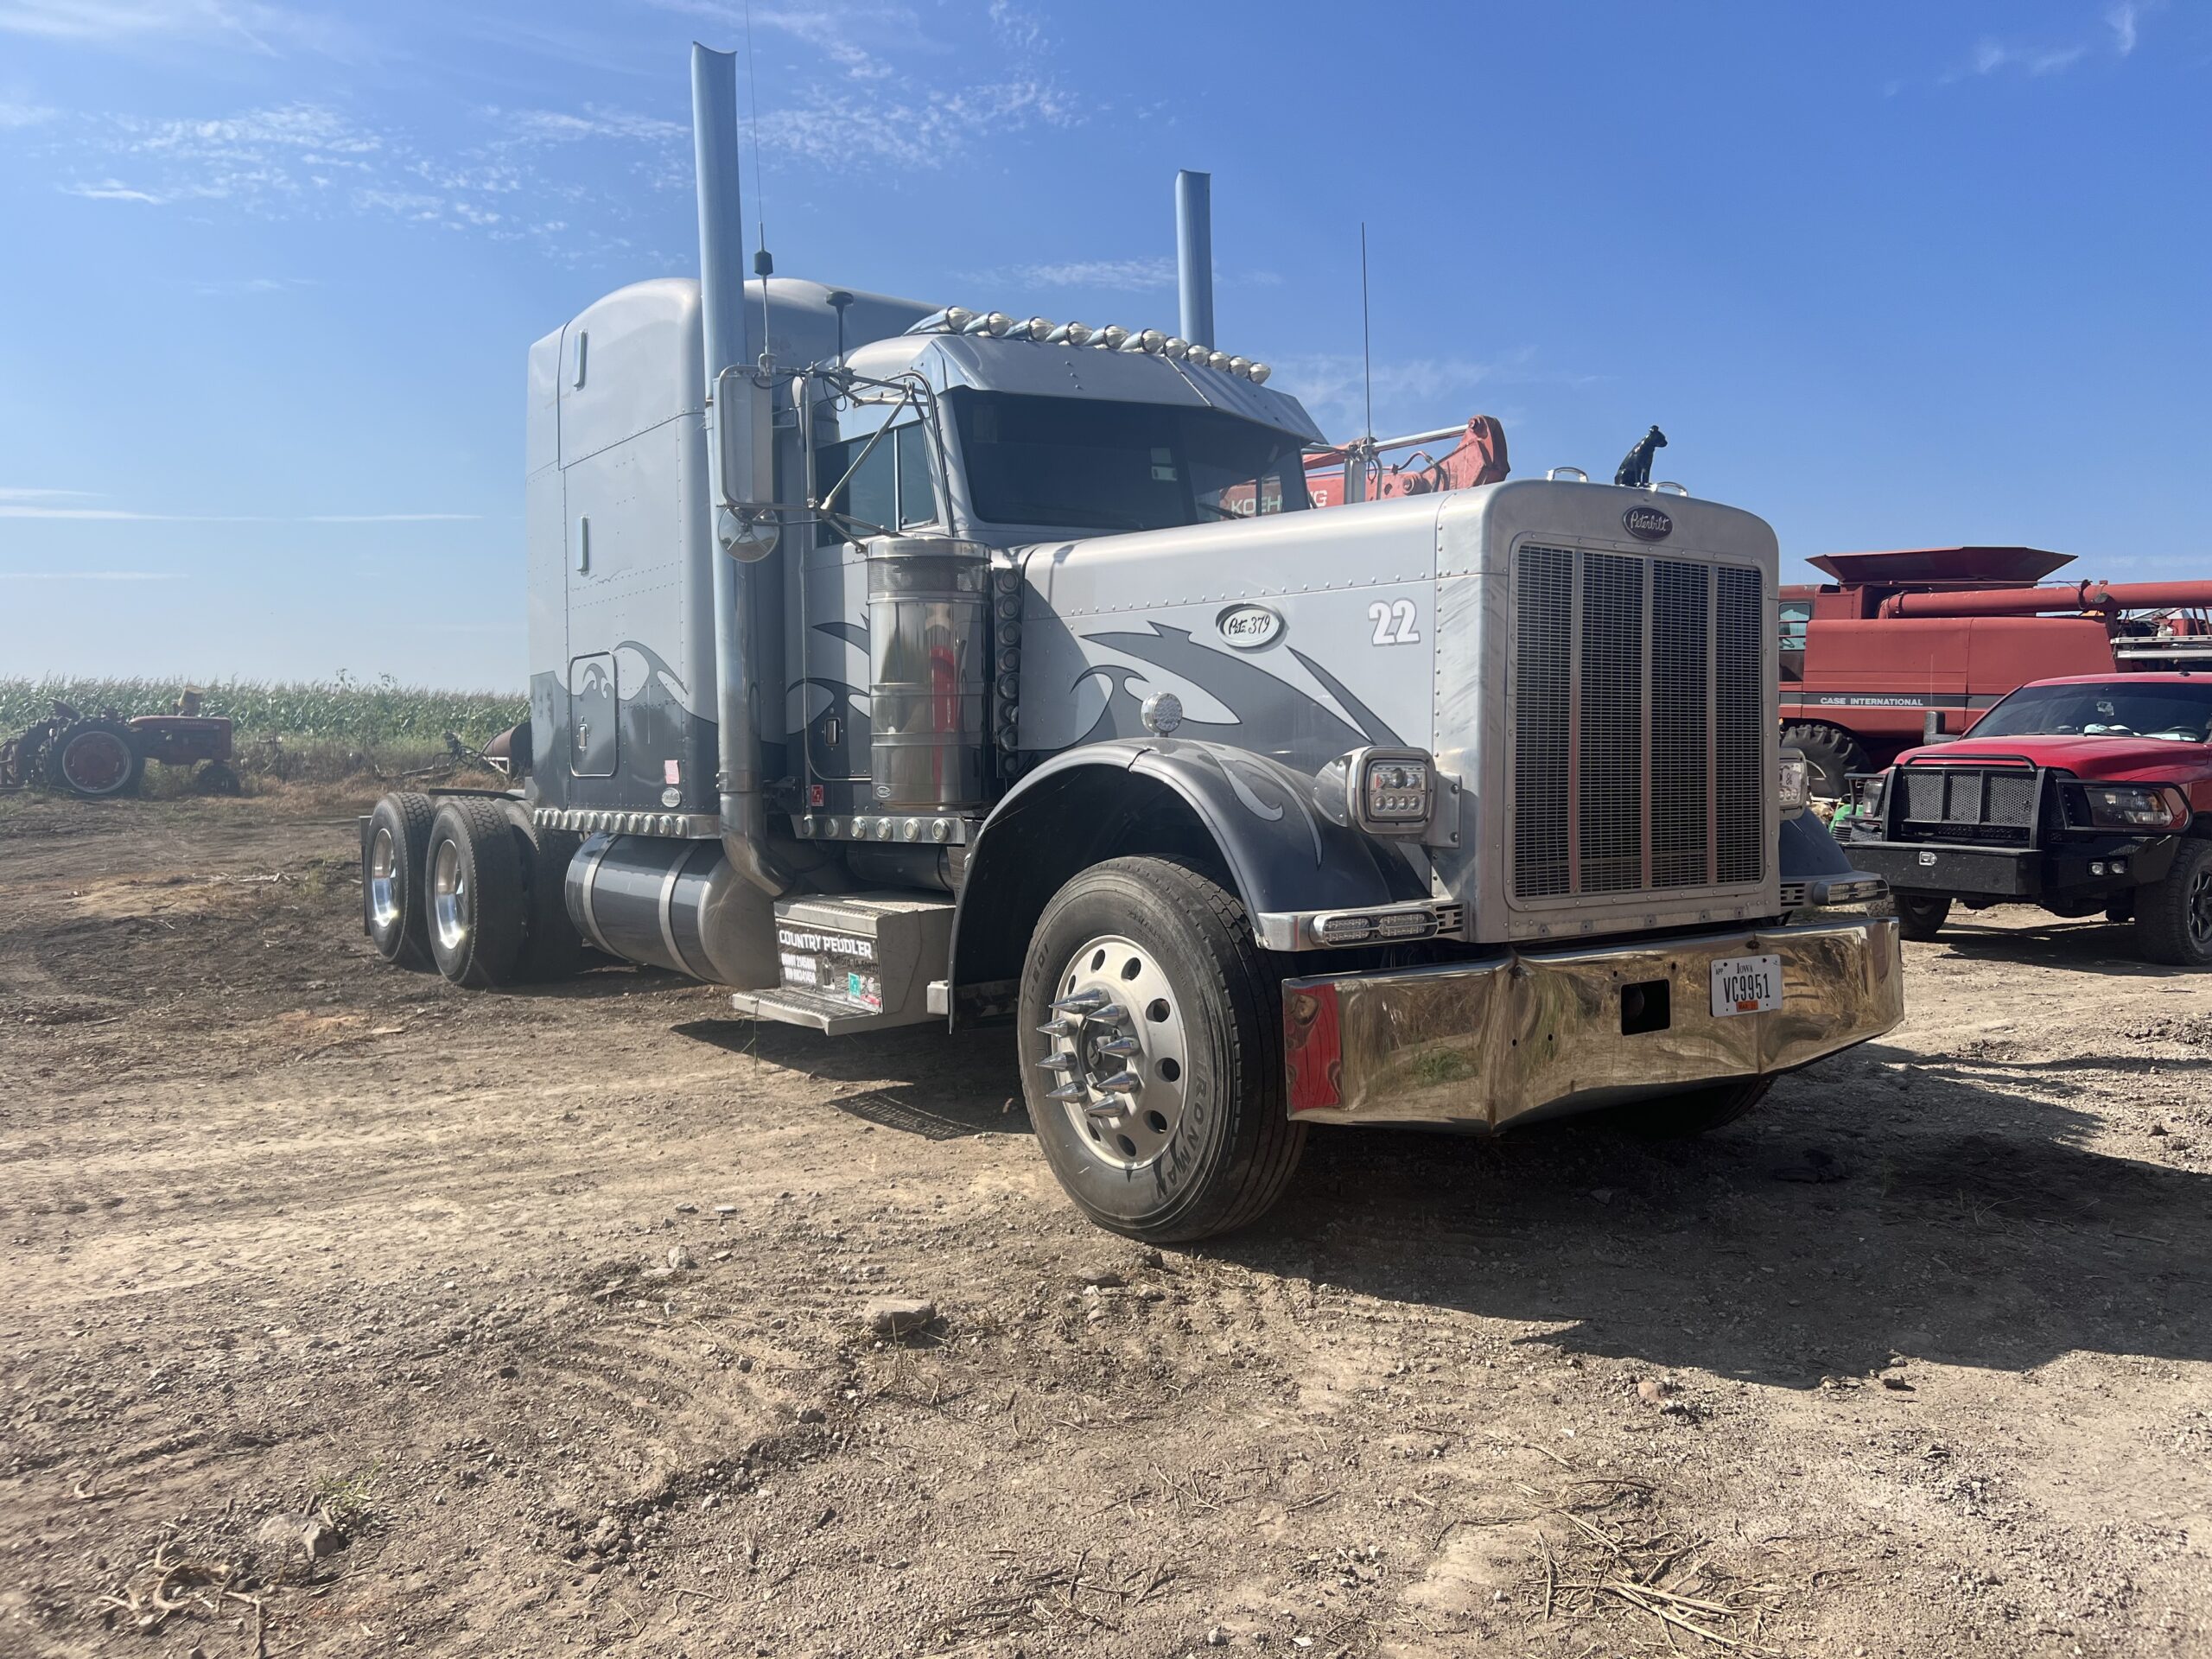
[1,696,239,799]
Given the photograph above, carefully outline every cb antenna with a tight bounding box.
[1359,222,1374,444]
[743,0,772,366]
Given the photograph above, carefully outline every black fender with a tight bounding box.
[1778,810,1855,881]
[947,739,1426,1025]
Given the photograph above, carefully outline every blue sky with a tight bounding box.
[1,0,2205,688]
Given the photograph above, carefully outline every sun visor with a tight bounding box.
[885,334,1322,444]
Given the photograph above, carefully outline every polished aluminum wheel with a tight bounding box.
[1037,933,1187,1169]
[367,826,402,931]
[431,837,470,953]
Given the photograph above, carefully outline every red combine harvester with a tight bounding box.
[1300,416,1510,507]
[1781,546,2212,793]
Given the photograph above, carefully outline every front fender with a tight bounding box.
[946,740,1427,1021]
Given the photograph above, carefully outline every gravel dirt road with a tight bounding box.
[3,791,2209,1657]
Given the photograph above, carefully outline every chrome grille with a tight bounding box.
[1512,547,1573,898]
[1510,543,1767,904]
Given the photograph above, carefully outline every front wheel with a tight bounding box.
[1018,857,1304,1243]
[1895,892,1952,942]
[2135,841,2212,968]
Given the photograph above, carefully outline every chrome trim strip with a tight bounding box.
[534,807,721,839]
[1251,899,1467,953]
[657,841,706,980]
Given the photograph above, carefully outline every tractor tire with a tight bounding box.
[1895,892,1952,942]
[423,798,528,988]
[193,760,242,796]
[2134,840,2212,969]
[1017,856,1304,1243]
[518,823,591,981]
[1781,722,1869,800]
[362,791,437,969]
[1610,1076,1774,1139]
[45,716,144,799]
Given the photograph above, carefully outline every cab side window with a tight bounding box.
[816,421,938,543]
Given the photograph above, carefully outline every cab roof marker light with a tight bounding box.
[1228,355,1252,378]
[942,307,976,333]
[1248,362,1271,385]
[1096,324,1130,350]
[963,310,1013,336]
[1019,315,1053,340]
[1128,328,1166,353]
[1206,350,1232,371]
[1162,336,1190,359]
[1045,321,1091,346]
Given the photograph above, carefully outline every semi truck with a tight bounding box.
[357,44,1904,1243]
[1780,545,2212,794]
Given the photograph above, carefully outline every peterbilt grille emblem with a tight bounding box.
[1216,603,1284,650]
[1623,505,1673,542]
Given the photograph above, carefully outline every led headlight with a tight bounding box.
[2080,784,2189,832]
[1348,747,1435,836]
[1778,748,1810,817]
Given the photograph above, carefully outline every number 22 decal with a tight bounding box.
[1369,599,1421,646]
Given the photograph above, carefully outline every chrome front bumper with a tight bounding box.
[1281,915,1903,1128]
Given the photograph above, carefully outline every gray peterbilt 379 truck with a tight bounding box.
[359,46,1904,1243]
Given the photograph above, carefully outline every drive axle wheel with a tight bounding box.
[1019,857,1303,1243]
[2134,841,2212,969]
[46,717,144,799]
[423,798,527,988]
[363,791,436,969]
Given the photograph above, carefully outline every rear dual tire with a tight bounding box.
[364,792,588,985]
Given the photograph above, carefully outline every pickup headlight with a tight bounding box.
[2079,784,2190,832]
[1778,749,1810,817]
[1853,772,1886,818]
[1348,747,1435,836]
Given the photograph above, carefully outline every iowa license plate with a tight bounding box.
[1710,954,1783,1016]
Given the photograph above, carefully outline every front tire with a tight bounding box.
[2134,841,2212,968]
[1895,892,1952,942]
[423,798,528,988]
[1018,857,1304,1243]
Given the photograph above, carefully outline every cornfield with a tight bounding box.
[0,674,524,785]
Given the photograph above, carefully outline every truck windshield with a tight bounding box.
[951,391,1310,531]
[1971,681,2212,742]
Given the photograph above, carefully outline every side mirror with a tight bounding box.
[713,365,780,562]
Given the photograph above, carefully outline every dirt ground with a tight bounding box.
[3,791,2209,1659]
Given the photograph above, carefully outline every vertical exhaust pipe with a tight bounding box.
[1175,168,1214,351]
[690,42,783,902]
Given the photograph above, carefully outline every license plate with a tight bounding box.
[1710,954,1783,1016]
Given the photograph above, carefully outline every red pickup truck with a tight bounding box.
[1834,673,2212,966]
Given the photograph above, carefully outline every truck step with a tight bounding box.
[728,890,955,1033]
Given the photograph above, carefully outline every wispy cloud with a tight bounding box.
[0,97,56,127]
[1945,1,2157,82]
[0,503,478,521]
[983,257,1178,292]
[0,569,188,580]
[0,1,362,59]
[61,175,163,202]
[0,486,96,501]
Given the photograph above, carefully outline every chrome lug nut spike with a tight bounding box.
[1052,990,1108,1013]
[1092,1003,1130,1026]
[1037,1016,1081,1038]
[1038,1053,1077,1074]
[1096,1035,1141,1057]
[1046,1082,1090,1103]
[1084,1101,1128,1122]
[1097,1070,1142,1095]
